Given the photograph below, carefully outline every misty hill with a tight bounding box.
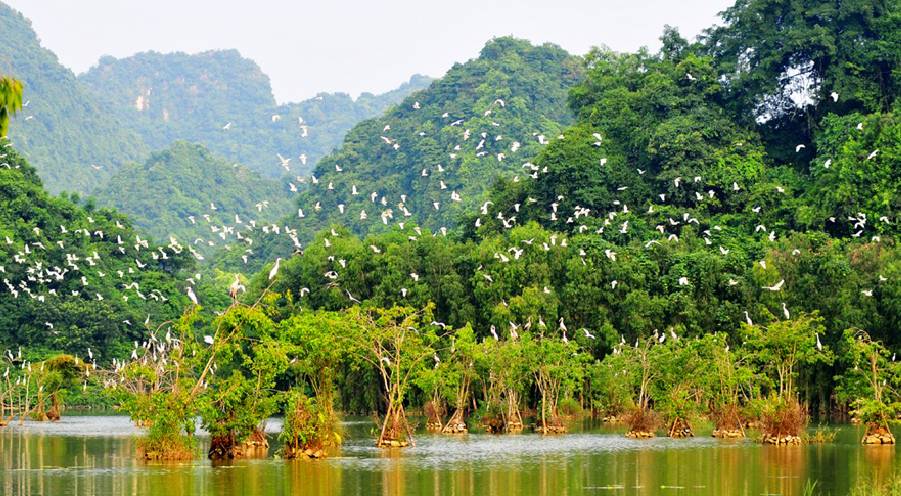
[0,2,148,194]
[79,50,432,179]
[0,1,431,194]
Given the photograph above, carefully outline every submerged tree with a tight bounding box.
[199,305,284,460]
[413,353,447,432]
[349,305,441,448]
[108,310,205,460]
[478,336,530,433]
[279,390,336,459]
[440,325,478,434]
[742,313,834,443]
[527,331,586,435]
[604,335,664,438]
[651,332,708,438]
[278,311,350,457]
[700,333,759,438]
[30,354,85,421]
[836,328,900,444]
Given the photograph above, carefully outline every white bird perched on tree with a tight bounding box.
[228,275,245,300]
[490,325,499,341]
[815,333,823,351]
[204,335,214,345]
[744,311,753,327]
[268,258,282,280]
[186,286,198,306]
[782,302,791,320]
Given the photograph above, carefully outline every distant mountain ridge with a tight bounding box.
[0,2,148,193]
[0,1,431,193]
[78,50,432,180]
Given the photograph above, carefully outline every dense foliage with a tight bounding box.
[231,36,583,270]
[0,0,899,457]
[0,144,192,355]
[93,141,292,256]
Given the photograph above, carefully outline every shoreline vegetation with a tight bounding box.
[1,0,899,477]
[1,309,898,459]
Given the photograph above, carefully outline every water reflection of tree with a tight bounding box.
[763,445,807,496]
[285,458,343,496]
[862,445,896,489]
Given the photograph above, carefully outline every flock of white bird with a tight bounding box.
[2,80,894,389]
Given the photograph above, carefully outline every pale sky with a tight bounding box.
[6,0,733,103]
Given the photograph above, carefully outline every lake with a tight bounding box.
[0,416,897,495]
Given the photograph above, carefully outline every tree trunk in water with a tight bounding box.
[377,401,413,448]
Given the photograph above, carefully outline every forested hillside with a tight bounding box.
[295,37,580,232]
[0,142,192,355]
[239,5,899,416]
[0,3,148,193]
[93,142,292,255]
[230,37,583,270]
[79,50,432,178]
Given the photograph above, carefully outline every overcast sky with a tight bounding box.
[7,0,733,103]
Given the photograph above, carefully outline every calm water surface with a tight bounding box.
[0,416,898,495]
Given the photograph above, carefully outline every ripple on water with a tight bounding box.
[334,431,732,471]
[3,415,287,437]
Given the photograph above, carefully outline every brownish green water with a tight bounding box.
[0,416,897,495]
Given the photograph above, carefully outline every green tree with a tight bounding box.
[348,305,441,448]
[835,328,901,442]
[0,76,23,137]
